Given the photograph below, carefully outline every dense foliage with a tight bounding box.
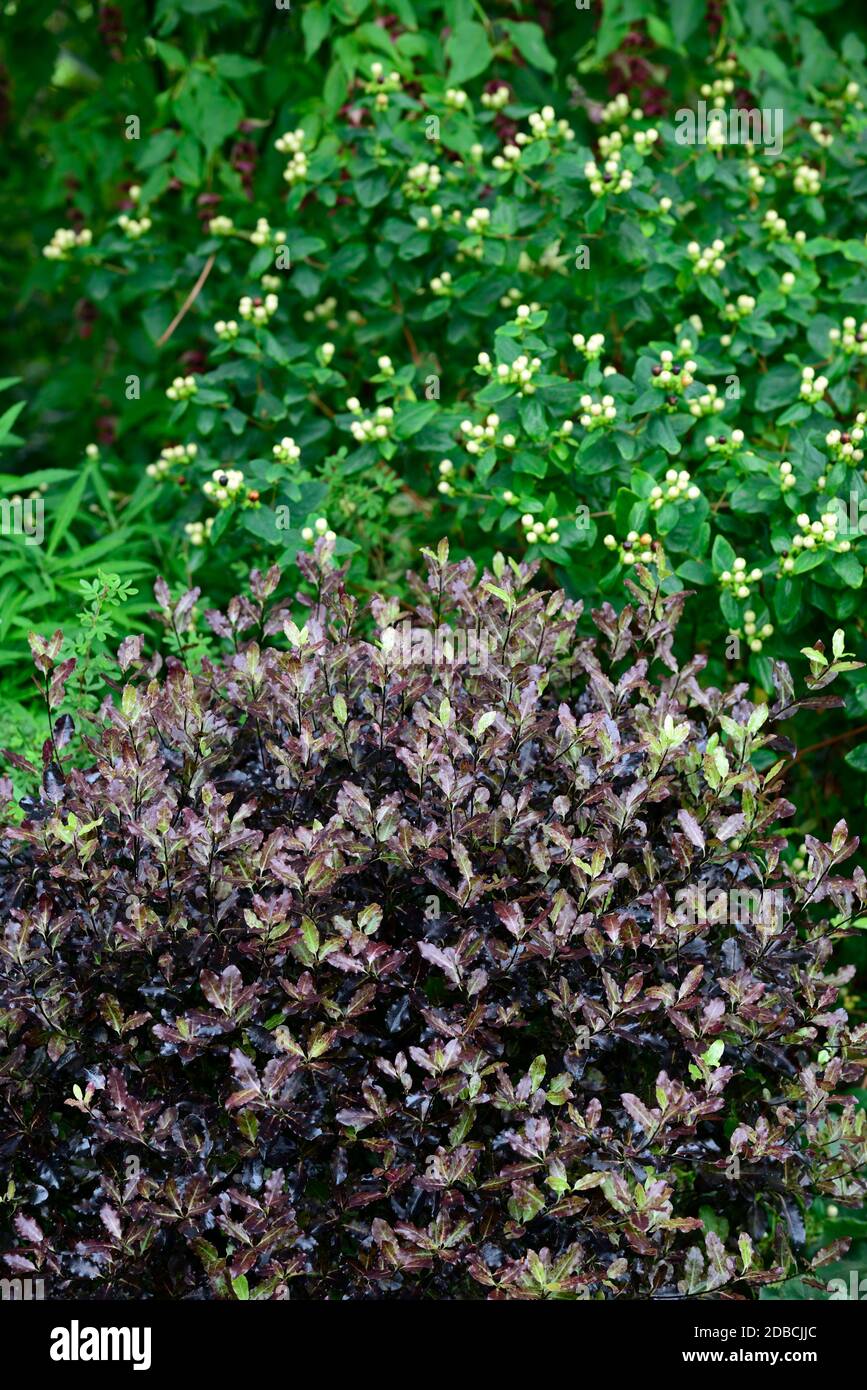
[3,0,867,814]
[1,547,866,1299]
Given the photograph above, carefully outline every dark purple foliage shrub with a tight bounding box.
[1,541,866,1300]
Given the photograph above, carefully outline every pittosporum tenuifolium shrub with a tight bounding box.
[2,543,866,1299]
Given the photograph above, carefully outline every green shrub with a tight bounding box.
[4,4,867,811]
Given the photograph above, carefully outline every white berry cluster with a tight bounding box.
[203,467,246,507]
[720,556,763,599]
[688,383,725,417]
[779,510,850,572]
[779,271,797,295]
[476,351,540,394]
[826,413,866,464]
[741,610,775,652]
[492,109,574,173]
[650,350,696,396]
[303,296,338,328]
[793,163,822,195]
[829,317,867,356]
[42,226,92,259]
[184,517,214,546]
[699,76,735,107]
[208,215,235,236]
[572,331,606,361]
[520,513,560,546]
[250,217,285,247]
[704,115,730,151]
[524,105,575,145]
[649,468,700,510]
[597,119,659,159]
[777,458,796,491]
[365,61,401,107]
[600,93,639,124]
[347,401,394,442]
[761,209,787,240]
[166,375,198,402]
[465,206,492,234]
[705,429,745,457]
[214,318,239,341]
[809,121,834,149]
[301,516,336,542]
[275,128,309,184]
[603,529,655,564]
[491,143,521,173]
[500,286,540,312]
[597,127,625,158]
[632,126,659,152]
[374,355,395,378]
[723,294,756,321]
[840,80,863,109]
[430,270,453,296]
[272,435,301,464]
[118,213,152,239]
[686,238,726,276]
[583,152,633,196]
[437,459,456,495]
[404,161,443,197]
[146,442,198,480]
[746,162,766,193]
[799,366,828,404]
[239,293,278,326]
[417,203,450,232]
[481,85,510,110]
[445,88,469,110]
[578,392,617,429]
[761,210,806,245]
[459,414,501,456]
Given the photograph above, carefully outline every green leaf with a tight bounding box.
[669,0,706,47]
[0,399,26,448]
[845,744,867,773]
[792,549,826,575]
[755,366,800,412]
[395,401,439,438]
[711,534,736,574]
[502,21,556,73]
[174,72,243,158]
[212,54,264,79]
[832,551,863,588]
[445,21,493,85]
[240,508,284,545]
[355,170,391,209]
[47,468,90,558]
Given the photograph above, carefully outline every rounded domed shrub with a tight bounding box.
[1,542,865,1299]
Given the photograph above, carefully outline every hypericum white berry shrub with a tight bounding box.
[30,20,867,715]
